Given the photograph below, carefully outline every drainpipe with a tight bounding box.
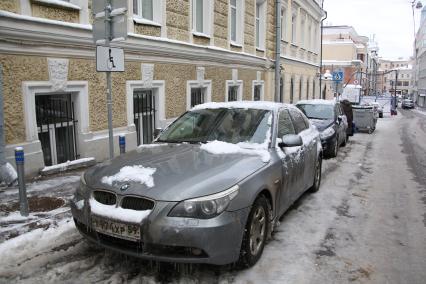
[0,64,18,186]
[319,2,327,99]
[274,0,281,102]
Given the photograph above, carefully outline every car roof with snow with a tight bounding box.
[295,99,336,106]
[191,101,299,112]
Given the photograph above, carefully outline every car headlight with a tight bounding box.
[320,126,335,140]
[168,185,239,219]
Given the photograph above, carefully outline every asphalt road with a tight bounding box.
[0,109,425,284]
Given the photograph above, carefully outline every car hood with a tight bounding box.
[85,144,268,202]
[309,119,334,132]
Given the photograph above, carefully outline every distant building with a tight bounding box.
[378,58,413,97]
[321,25,378,98]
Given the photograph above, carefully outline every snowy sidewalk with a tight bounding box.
[0,172,81,243]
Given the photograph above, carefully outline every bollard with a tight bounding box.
[15,147,29,217]
[119,135,125,154]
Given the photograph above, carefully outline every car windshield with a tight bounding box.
[296,104,334,120]
[157,108,272,144]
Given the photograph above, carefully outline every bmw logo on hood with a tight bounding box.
[120,183,130,191]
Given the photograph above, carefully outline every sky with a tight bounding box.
[323,0,423,59]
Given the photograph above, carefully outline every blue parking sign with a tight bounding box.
[332,71,344,82]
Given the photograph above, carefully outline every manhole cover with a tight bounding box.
[0,196,65,213]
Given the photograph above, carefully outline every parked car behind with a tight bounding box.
[71,101,322,267]
[401,99,414,109]
[296,99,348,158]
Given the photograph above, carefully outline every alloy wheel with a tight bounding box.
[249,206,266,256]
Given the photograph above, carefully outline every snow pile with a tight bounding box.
[89,198,151,223]
[200,140,270,162]
[0,162,17,185]
[137,143,168,149]
[101,165,156,187]
[41,157,95,173]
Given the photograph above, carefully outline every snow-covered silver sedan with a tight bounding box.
[71,101,322,267]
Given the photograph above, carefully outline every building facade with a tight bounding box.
[321,25,377,98]
[413,5,426,107]
[378,58,413,97]
[0,0,324,175]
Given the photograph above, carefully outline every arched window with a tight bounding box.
[290,77,294,104]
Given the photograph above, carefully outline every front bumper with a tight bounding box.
[71,199,250,265]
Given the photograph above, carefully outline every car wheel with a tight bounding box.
[238,196,270,268]
[310,155,322,193]
[328,137,339,158]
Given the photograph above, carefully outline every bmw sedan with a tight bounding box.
[296,100,348,158]
[71,101,322,267]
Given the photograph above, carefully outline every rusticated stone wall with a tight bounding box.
[244,0,255,54]
[193,35,210,46]
[166,0,190,42]
[213,0,228,49]
[134,24,162,37]
[266,0,276,59]
[0,55,49,144]
[31,3,80,23]
[154,63,195,118]
[0,0,20,13]
[205,66,232,102]
[239,68,258,100]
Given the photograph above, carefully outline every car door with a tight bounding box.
[288,109,310,198]
[276,109,298,214]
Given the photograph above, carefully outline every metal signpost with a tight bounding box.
[93,0,127,159]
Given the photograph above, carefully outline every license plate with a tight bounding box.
[91,215,141,241]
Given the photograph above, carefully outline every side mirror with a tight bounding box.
[278,134,303,148]
[154,128,163,138]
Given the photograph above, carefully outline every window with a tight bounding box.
[289,109,308,134]
[307,22,312,50]
[300,17,305,47]
[291,13,297,43]
[281,8,287,40]
[255,0,266,49]
[228,86,239,101]
[230,0,243,44]
[192,0,211,35]
[133,0,162,24]
[299,78,302,100]
[133,90,156,145]
[290,77,294,103]
[253,82,264,101]
[191,87,206,107]
[278,109,295,138]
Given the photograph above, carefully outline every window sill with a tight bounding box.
[256,47,265,52]
[133,17,162,27]
[192,31,211,38]
[281,39,288,44]
[31,0,81,10]
[290,43,298,48]
[230,42,243,48]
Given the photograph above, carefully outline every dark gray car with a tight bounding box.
[71,101,322,267]
[296,100,348,158]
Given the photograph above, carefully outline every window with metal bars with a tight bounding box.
[254,85,261,101]
[191,87,205,107]
[35,94,78,166]
[228,86,239,101]
[133,90,156,145]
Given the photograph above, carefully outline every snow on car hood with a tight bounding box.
[85,143,268,202]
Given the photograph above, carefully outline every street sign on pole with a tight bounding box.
[332,71,344,82]
[96,46,124,72]
[93,0,127,160]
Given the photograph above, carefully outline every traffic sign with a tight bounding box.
[332,71,344,82]
[96,46,124,72]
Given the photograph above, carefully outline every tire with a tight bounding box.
[310,155,322,193]
[327,137,339,158]
[238,196,270,268]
